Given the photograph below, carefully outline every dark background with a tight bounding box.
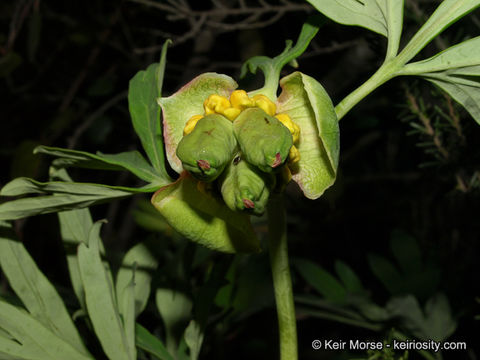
[1,1,479,359]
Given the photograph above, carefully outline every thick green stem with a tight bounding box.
[334,60,402,121]
[267,196,297,360]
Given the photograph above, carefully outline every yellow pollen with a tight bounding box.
[183,114,203,135]
[230,90,255,110]
[252,94,276,116]
[275,113,300,143]
[222,107,241,120]
[204,94,231,115]
[288,145,300,164]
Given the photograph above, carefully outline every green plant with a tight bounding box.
[1,1,480,359]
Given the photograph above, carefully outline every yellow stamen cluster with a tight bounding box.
[183,90,301,165]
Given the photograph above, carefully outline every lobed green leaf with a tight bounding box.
[77,221,135,360]
[115,242,159,319]
[36,145,169,185]
[293,258,346,304]
[0,221,90,357]
[0,299,92,360]
[400,36,480,125]
[135,323,174,360]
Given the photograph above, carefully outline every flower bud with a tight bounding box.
[233,108,293,173]
[219,154,276,216]
[176,114,236,182]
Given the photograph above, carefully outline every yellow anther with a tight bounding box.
[230,90,254,110]
[222,107,241,121]
[288,145,301,164]
[203,94,231,115]
[276,113,300,143]
[183,115,203,135]
[252,94,276,116]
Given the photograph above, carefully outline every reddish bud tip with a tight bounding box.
[272,153,282,168]
[242,198,255,209]
[197,159,211,170]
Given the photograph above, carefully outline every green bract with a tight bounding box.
[176,114,237,182]
[154,70,339,253]
[151,174,260,253]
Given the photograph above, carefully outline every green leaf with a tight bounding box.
[423,293,456,341]
[77,221,135,360]
[135,323,174,360]
[0,178,136,221]
[334,260,365,294]
[151,174,260,253]
[277,71,339,199]
[58,208,92,310]
[367,253,403,295]
[128,40,170,175]
[36,145,169,185]
[54,168,94,310]
[305,0,404,41]
[115,242,159,318]
[400,36,480,125]
[389,230,422,276]
[156,289,192,355]
[0,299,93,360]
[118,271,136,359]
[386,295,427,340]
[241,18,321,100]
[184,320,204,360]
[398,0,480,64]
[293,258,346,303]
[0,221,90,357]
[1,177,154,197]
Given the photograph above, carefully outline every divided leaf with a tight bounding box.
[135,323,174,360]
[241,18,321,99]
[293,258,346,303]
[306,0,404,41]
[0,178,135,221]
[36,145,169,185]
[77,221,135,360]
[0,299,92,360]
[115,242,159,318]
[401,36,480,125]
[0,221,90,357]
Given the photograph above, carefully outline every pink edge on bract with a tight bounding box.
[197,159,210,170]
[272,152,282,168]
[242,198,255,209]
[158,73,238,174]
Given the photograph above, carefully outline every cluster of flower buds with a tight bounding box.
[176,90,301,215]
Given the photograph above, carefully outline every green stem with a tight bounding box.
[334,59,402,121]
[267,196,297,360]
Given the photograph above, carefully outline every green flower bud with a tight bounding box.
[176,114,237,182]
[233,108,293,173]
[219,154,276,216]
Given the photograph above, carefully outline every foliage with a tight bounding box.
[1,1,479,359]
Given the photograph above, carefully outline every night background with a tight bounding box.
[1,0,479,359]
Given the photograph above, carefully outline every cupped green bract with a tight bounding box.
[151,173,260,253]
[277,71,339,199]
